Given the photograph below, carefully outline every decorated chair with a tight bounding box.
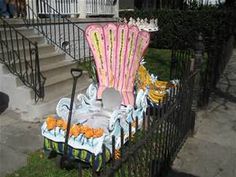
[41,23,151,171]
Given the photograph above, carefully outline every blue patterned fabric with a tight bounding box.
[44,138,111,171]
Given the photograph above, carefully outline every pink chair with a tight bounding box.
[85,23,150,106]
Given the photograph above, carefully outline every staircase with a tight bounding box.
[0,26,92,121]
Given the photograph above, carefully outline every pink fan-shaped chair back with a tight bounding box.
[85,23,150,106]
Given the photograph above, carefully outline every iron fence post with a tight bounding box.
[193,33,205,108]
[34,42,44,99]
[194,33,204,69]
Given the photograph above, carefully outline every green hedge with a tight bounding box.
[120,9,235,49]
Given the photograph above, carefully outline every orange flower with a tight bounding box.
[56,119,67,130]
[80,125,89,134]
[84,128,94,139]
[62,121,67,130]
[69,124,81,137]
[46,116,57,130]
[93,128,104,138]
[56,119,64,127]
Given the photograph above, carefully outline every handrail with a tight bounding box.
[24,0,93,63]
[0,17,46,101]
[36,0,117,16]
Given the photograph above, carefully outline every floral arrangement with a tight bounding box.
[45,116,104,139]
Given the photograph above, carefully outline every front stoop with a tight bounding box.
[0,64,92,122]
[0,27,92,122]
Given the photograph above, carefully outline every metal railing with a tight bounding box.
[0,17,45,101]
[98,48,197,177]
[24,0,92,62]
[86,0,116,16]
[36,0,117,16]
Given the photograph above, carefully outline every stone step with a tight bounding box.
[42,72,91,102]
[14,53,66,86]
[41,60,78,83]
[22,77,91,121]
[0,23,93,122]
[0,43,56,59]
[14,59,77,86]
[31,52,66,65]
[44,69,88,87]
[0,27,36,37]
[1,34,45,48]
[13,72,91,121]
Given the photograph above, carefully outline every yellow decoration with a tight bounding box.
[137,65,171,103]
[148,90,166,103]
[115,149,121,160]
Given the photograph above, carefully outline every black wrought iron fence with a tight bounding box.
[0,17,45,101]
[197,8,235,107]
[100,49,197,177]
[45,47,197,177]
[24,0,93,62]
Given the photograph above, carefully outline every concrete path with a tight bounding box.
[167,49,236,177]
[0,110,43,177]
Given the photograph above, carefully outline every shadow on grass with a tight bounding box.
[165,169,198,177]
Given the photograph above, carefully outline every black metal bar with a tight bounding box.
[28,42,34,86]
[78,162,82,177]
[112,135,115,166]
[0,17,45,102]
[67,22,71,54]
[3,22,11,67]
[135,116,138,134]
[78,30,81,60]
[24,0,93,63]
[64,68,82,156]
[102,144,106,172]
[9,27,16,73]
[73,25,76,59]
[120,128,125,177]
[92,154,97,176]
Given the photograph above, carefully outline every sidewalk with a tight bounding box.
[167,49,236,177]
[0,110,43,177]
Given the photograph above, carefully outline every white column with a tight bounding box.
[114,0,119,18]
[79,0,86,18]
[26,0,37,19]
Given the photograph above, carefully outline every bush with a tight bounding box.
[120,8,235,49]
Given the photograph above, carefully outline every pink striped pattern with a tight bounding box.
[85,23,150,106]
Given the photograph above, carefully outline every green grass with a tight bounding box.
[144,48,172,80]
[6,151,91,177]
[79,48,172,81]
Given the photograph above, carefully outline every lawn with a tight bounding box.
[144,48,172,80]
[81,48,172,82]
[6,151,84,177]
[6,48,172,177]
